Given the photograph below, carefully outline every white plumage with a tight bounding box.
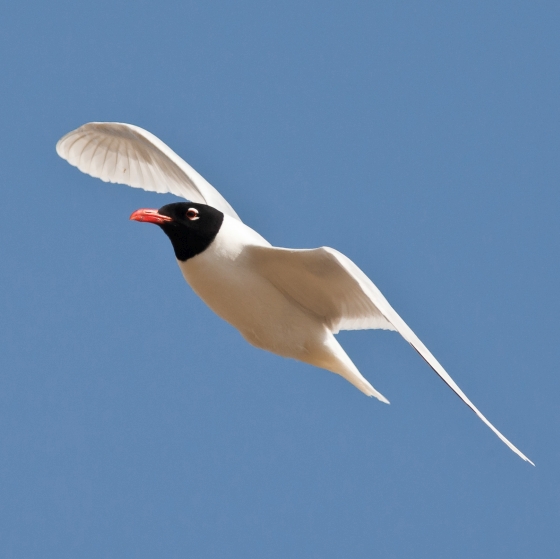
[57,122,533,465]
[56,122,240,220]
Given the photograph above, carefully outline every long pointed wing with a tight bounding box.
[56,122,241,221]
[250,245,534,465]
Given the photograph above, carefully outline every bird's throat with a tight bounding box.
[159,214,224,261]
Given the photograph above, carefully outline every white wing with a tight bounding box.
[248,246,396,334]
[56,122,241,221]
[250,245,534,465]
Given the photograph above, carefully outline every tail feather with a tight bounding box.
[338,367,390,403]
[321,335,389,403]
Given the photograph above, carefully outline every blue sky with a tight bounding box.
[1,1,559,557]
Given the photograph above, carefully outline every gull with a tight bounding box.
[56,122,533,465]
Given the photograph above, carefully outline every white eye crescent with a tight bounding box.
[186,208,199,220]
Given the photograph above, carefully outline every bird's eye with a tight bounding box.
[186,208,199,220]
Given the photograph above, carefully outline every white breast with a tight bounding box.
[177,216,324,358]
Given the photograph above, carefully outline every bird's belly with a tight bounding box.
[177,255,324,360]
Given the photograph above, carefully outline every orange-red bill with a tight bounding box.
[130,208,173,225]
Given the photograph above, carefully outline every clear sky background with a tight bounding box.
[1,1,558,557]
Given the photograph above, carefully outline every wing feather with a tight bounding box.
[248,246,396,333]
[250,245,533,464]
[56,122,240,220]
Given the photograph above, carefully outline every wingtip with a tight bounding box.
[55,129,74,159]
[502,438,534,466]
[55,136,65,158]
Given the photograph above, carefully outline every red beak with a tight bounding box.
[130,208,173,225]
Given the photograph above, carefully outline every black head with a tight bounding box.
[130,202,224,261]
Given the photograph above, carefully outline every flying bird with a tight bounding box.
[56,122,533,465]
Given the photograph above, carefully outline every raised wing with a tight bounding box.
[56,122,241,221]
[250,245,533,465]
